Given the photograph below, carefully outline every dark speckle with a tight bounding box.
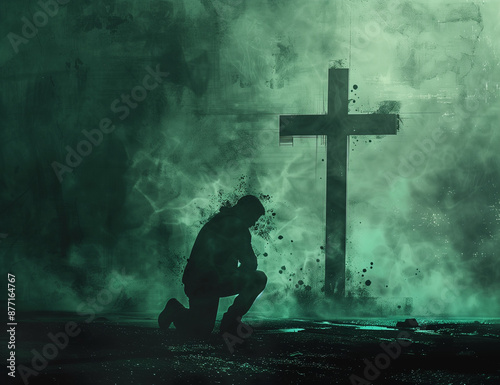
[363,269,367,273]
[281,266,286,271]
[298,280,304,285]
[279,270,283,274]
[263,253,268,257]
[353,84,358,90]
[316,259,320,262]
[278,235,283,240]
[365,280,372,286]
[376,100,401,115]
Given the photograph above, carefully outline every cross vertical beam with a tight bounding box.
[280,68,399,298]
[326,68,349,298]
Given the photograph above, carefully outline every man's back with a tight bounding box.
[182,208,254,286]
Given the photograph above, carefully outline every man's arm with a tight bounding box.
[238,230,258,271]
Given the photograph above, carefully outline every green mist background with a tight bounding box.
[0,0,499,317]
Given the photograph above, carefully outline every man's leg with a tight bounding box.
[173,295,219,337]
[220,270,267,333]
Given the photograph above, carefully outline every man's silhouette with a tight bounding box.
[158,195,267,336]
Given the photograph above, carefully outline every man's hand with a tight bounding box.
[238,260,257,273]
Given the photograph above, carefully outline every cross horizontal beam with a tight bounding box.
[280,113,398,137]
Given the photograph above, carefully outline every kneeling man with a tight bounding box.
[159,195,267,336]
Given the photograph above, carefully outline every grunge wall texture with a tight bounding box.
[0,0,499,317]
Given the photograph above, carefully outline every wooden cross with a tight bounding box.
[280,68,399,298]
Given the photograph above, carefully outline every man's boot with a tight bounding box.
[219,312,240,335]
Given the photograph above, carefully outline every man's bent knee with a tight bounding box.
[255,270,267,291]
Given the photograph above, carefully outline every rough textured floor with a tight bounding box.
[7,313,500,385]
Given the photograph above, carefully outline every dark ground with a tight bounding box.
[5,312,500,385]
